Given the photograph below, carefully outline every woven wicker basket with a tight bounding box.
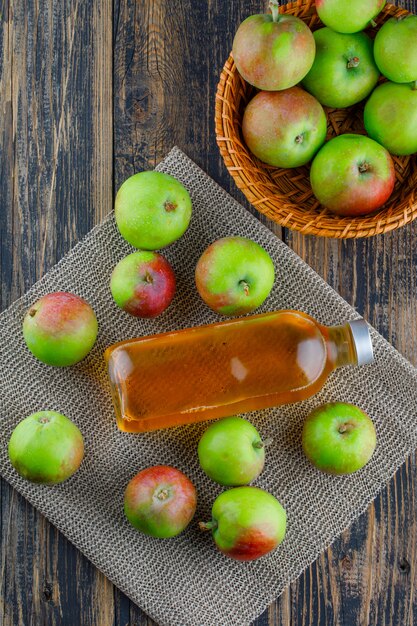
[215,1,417,238]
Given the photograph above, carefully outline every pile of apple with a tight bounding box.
[8,165,380,561]
[234,0,417,217]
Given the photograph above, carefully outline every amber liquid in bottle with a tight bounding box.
[105,310,371,433]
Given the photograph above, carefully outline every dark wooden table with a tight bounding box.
[1,1,416,624]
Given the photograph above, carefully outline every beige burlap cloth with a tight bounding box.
[1,148,416,626]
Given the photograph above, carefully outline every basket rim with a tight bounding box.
[215,1,417,239]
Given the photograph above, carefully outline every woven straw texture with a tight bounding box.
[1,148,417,626]
[215,0,417,239]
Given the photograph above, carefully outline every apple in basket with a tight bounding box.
[364,82,417,156]
[242,87,327,168]
[302,28,380,109]
[232,0,315,91]
[373,14,417,84]
[310,134,395,216]
[315,0,386,34]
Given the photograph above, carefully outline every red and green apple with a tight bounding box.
[232,0,315,91]
[200,486,286,561]
[23,292,98,367]
[310,134,395,216]
[124,466,197,538]
[195,236,275,316]
[110,250,176,318]
[242,87,327,168]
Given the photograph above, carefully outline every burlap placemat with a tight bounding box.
[1,147,416,626]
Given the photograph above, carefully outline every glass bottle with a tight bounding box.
[104,309,373,433]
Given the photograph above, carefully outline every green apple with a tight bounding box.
[242,87,327,168]
[302,28,380,108]
[302,402,377,474]
[200,486,286,561]
[23,292,98,367]
[8,411,84,484]
[232,0,315,91]
[315,0,386,34]
[198,416,267,486]
[310,134,395,216]
[115,171,192,250]
[374,15,417,84]
[364,81,417,156]
[195,236,275,316]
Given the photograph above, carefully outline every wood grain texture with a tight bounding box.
[0,0,416,624]
[0,0,113,624]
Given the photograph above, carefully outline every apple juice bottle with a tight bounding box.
[104,309,373,433]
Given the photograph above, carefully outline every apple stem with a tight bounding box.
[199,520,218,531]
[240,280,250,296]
[269,0,280,23]
[397,14,407,22]
[156,488,169,501]
[164,200,177,212]
[347,57,360,69]
[253,437,273,449]
[38,416,51,424]
[338,422,354,434]
[358,162,370,174]
[29,308,37,317]
[145,272,153,284]
[370,18,377,27]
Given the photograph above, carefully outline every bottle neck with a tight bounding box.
[322,323,359,369]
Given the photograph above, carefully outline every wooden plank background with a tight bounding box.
[1,0,416,624]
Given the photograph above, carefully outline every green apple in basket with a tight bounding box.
[373,14,417,84]
[315,0,386,34]
[302,28,380,108]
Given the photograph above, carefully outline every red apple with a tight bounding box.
[232,0,315,91]
[242,87,327,168]
[310,134,395,216]
[110,251,176,318]
[124,465,197,538]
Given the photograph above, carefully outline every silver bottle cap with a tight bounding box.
[347,319,374,366]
